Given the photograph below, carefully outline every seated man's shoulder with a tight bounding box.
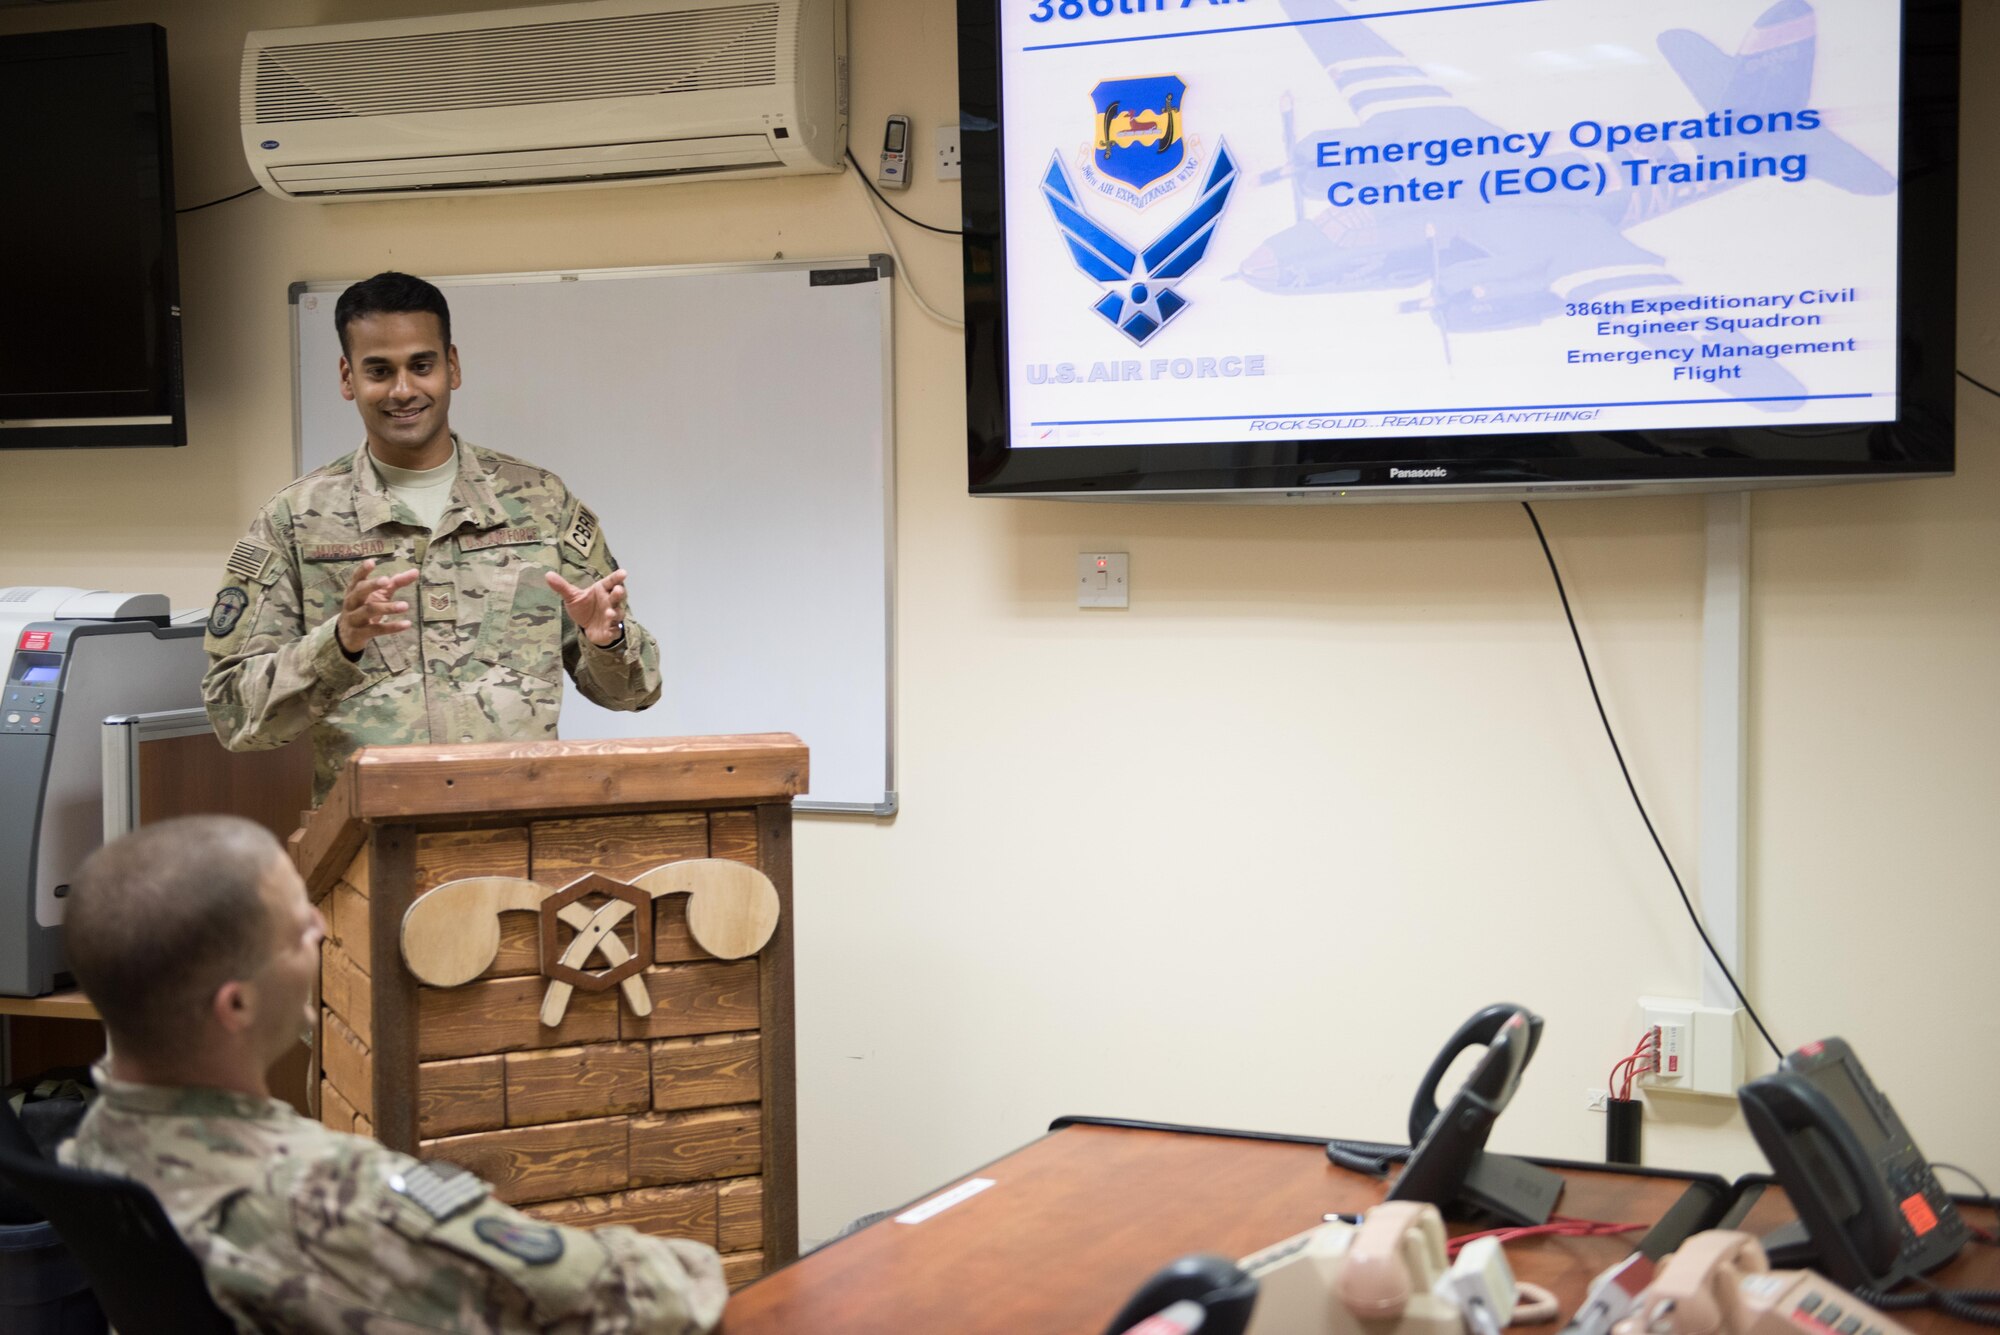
[220,1148,701,1330]
[214,1136,471,1272]
[63,1092,344,1258]
[249,1127,430,1248]
[70,1086,319,1173]
[76,1102,723,1332]
[195,1144,515,1332]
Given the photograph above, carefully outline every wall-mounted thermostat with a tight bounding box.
[878,114,911,190]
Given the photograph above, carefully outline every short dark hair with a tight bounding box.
[334,270,452,356]
[67,817,280,1057]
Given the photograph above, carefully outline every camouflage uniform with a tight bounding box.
[203,438,661,803]
[62,1070,726,1333]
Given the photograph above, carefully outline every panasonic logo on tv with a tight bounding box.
[1389,467,1449,479]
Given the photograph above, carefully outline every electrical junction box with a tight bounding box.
[1637,996,1745,1097]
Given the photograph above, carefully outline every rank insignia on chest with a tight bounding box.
[427,590,451,616]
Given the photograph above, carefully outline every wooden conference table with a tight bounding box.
[722,1118,2000,1335]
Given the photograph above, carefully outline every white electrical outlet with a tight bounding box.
[936,126,962,181]
[1637,997,1744,1097]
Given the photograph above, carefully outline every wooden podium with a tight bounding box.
[293,734,806,1289]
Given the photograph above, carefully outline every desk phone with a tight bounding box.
[1738,1037,1968,1291]
[1611,1231,1913,1335]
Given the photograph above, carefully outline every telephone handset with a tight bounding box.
[1337,1201,1453,1320]
[1117,1202,1544,1335]
[1615,1230,1771,1335]
[1380,1003,1564,1226]
[1101,1253,1258,1335]
[1737,1037,1968,1291]
[1405,1005,1544,1147]
[1239,1201,1464,1335]
[1608,1230,1913,1335]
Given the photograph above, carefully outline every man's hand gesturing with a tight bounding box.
[546,568,629,648]
[335,559,420,656]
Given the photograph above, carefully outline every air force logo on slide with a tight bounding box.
[1044,74,1235,346]
[1042,136,1238,346]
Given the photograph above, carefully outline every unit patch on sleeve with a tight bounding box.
[207,587,250,638]
[560,503,599,561]
[472,1216,565,1265]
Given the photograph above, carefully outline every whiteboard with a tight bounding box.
[292,260,895,814]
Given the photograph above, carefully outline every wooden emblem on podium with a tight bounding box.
[401,861,780,1028]
[539,873,655,1025]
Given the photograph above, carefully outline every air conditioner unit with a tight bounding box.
[241,0,847,201]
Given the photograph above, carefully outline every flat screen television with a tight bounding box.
[958,0,1958,500]
[0,24,184,448]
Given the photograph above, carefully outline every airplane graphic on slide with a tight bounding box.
[1242,0,1893,405]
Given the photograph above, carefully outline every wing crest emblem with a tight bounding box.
[1042,139,1238,345]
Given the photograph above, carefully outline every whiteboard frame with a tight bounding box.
[287,257,898,817]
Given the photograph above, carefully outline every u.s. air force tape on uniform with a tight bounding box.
[388,1160,487,1222]
[459,525,539,552]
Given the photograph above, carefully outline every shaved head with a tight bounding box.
[68,817,283,1058]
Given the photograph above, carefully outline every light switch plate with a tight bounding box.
[1078,552,1129,608]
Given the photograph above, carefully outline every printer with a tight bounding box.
[0,587,206,996]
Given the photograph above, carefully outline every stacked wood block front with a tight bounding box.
[312,815,788,1295]
[299,736,803,1289]
[409,813,773,1287]
[318,847,375,1138]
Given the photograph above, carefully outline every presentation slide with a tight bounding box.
[998,0,1901,449]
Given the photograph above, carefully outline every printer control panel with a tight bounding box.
[3,650,62,735]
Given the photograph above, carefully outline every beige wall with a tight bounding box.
[4,0,1994,1248]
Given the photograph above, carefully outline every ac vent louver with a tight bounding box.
[252,5,782,124]
[241,0,843,200]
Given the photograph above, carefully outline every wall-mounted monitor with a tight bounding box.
[958,0,1957,500]
[0,24,184,448]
